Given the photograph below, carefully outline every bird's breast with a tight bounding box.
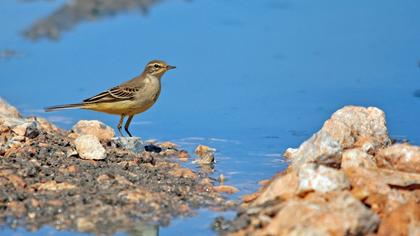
[132,77,161,111]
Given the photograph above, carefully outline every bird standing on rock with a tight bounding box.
[45,60,176,137]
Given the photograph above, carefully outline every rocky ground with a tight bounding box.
[2,97,419,236]
[0,97,234,235]
[214,106,420,236]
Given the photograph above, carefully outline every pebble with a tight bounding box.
[193,145,216,164]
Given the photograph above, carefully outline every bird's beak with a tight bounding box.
[167,65,176,70]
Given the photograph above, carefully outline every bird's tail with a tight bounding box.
[44,103,84,112]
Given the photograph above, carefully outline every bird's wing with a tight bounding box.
[83,86,141,103]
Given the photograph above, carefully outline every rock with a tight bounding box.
[76,217,96,232]
[213,185,239,194]
[38,181,77,191]
[7,201,26,218]
[253,164,350,205]
[344,167,420,216]
[375,143,420,173]
[261,191,379,236]
[160,148,178,156]
[253,171,299,205]
[297,163,350,194]
[27,116,60,133]
[66,149,78,158]
[0,97,21,118]
[284,106,390,170]
[114,175,133,186]
[71,120,115,141]
[341,148,377,169]
[0,116,25,130]
[158,141,178,149]
[74,135,106,160]
[218,174,225,184]
[258,179,271,187]
[12,121,40,139]
[112,137,145,154]
[11,123,27,136]
[377,200,420,236]
[374,168,420,187]
[345,167,420,189]
[178,204,190,214]
[242,193,259,203]
[0,170,26,189]
[322,106,390,150]
[194,145,216,164]
[178,150,189,161]
[144,144,162,153]
[284,130,342,170]
[169,168,197,179]
[117,188,152,204]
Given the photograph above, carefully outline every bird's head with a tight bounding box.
[144,60,176,77]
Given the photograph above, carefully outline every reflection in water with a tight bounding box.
[127,224,159,236]
[197,163,215,175]
[0,49,22,62]
[24,0,165,40]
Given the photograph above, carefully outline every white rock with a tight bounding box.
[297,163,350,194]
[74,135,106,160]
[71,120,115,141]
[284,106,390,171]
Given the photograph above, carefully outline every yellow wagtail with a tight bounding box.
[45,60,176,137]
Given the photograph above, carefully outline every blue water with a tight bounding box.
[1,0,420,235]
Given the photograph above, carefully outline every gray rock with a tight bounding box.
[284,130,342,170]
[24,121,40,139]
[11,121,40,139]
[112,137,145,154]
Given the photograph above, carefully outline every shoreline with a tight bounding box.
[0,97,234,235]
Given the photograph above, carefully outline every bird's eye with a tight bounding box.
[154,64,160,68]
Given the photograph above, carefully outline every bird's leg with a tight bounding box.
[124,115,134,137]
[118,115,126,137]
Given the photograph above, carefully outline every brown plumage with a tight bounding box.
[45,60,176,137]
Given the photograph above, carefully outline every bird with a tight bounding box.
[45,60,176,137]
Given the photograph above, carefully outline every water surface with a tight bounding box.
[1,0,420,235]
